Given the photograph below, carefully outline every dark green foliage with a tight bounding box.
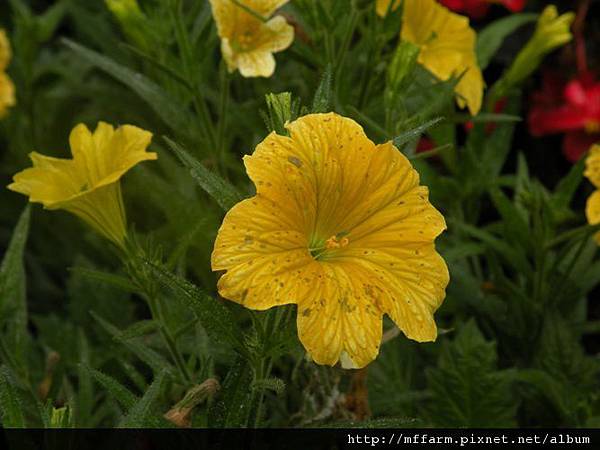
[0,0,598,430]
[425,321,518,427]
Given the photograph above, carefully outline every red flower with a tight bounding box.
[528,71,600,162]
[439,0,526,19]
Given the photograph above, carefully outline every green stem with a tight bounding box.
[217,64,231,172]
[147,293,192,383]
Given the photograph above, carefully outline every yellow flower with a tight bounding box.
[7,122,156,247]
[400,0,483,115]
[0,29,15,118]
[375,0,400,17]
[212,113,449,368]
[495,5,574,97]
[105,0,148,49]
[209,0,294,78]
[584,144,600,244]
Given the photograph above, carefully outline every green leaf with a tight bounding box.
[69,267,139,294]
[75,330,94,427]
[0,366,26,428]
[263,92,297,135]
[145,261,246,354]
[0,206,31,374]
[118,370,169,428]
[480,94,520,178]
[117,320,159,340]
[311,65,332,113]
[90,312,175,377]
[164,137,242,212]
[426,321,518,427]
[476,13,537,69]
[392,117,443,148]
[450,220,531,274]
[488,187,530,246]
[62,38,191,134]
[457,113,521,124]
[208,357,253,427]
[84,365,137,411]
[551,156,585,210]
[252,377,285,396]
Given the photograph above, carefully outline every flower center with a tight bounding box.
[309,232,350,260]
[325,235,349,249]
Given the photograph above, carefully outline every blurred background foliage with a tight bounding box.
[0,0,599,428]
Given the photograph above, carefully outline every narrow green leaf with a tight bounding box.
[164,137,242,212]
[450,220,531,274]
[480,94,520,178]
[90,312,175,377]
[252,378,285,396]
[488,187,530,246]
[62,38,191,133]
[145,261,246,354]
[552,156,585,210]
[0,366,26,428]
[69,267,139,294]
[117,320,159,340]
[476,13,537,69]
[119,370,168,428]
[0,206,31,374]
[75,330,93,427]
[392,117,443,148]
[208,357,253,427]
[311,65,332,113]
[452,113,522,124]
[83,365,137,411]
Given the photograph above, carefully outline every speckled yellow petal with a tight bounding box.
[584,144,600,189]
[401,0,483,115]
[212,194,315,309]
[586,190,600,245]
[296,262,383,368]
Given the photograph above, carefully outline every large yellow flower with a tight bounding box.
[209,0,294,78]
[8,122,156,247]
[0,29,15,118]
[212,113,449,368]
[584,144,600,244]
[400,0,483,115]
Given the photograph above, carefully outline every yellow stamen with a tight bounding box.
[325,235,349,249]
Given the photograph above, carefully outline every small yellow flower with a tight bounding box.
[584,144,600,244]
[209,0,294,78]
[496,5,573,98]
[400,0,483,115]
[105,0,148,49]
[0,29,16,118]
[212,113,449,369]
[7,122,156,247]
[375,0,400,17]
